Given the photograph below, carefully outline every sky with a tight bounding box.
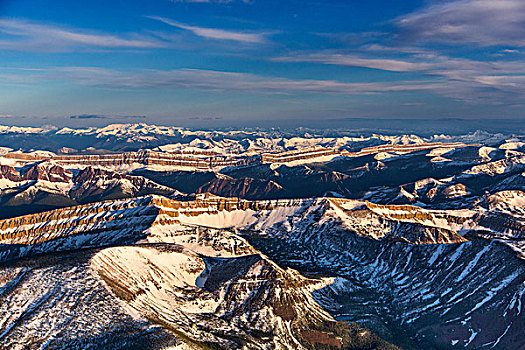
[0,0,524,128]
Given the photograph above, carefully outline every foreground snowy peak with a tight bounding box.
[0,192,523,348]
[0,249,181,350]
[0,194,400,350]
[92,244,393,349]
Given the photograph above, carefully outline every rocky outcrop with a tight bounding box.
[2,150,259,171]
[92,244,397,349]
[70,166,174,202]
[261,146,338,163]
[2,191,523,262]
[0,162,175,219]
[0,192,523,348]
[196,176,286,199]
[0,161,73,183]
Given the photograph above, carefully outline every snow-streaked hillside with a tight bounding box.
[0,191,523,348]
[0,124,524,349]
[0,250,181,349]
[0,195,403,350]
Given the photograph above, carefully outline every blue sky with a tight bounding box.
[0,0,524,127]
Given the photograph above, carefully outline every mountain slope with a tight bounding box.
[0,250,181,349]
[0,193,523,348]
[93,244,396,349]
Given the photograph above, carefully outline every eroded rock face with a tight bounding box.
[1,191,523,262]
[0,138,521,212]
[1,141,471,174]
[0,192,523,349]
[0,162,73,183]
[70,166,174,202]
[91,244,397,350]
[196,176,285,199]
[250,224,525,349]
[0,162,174,219]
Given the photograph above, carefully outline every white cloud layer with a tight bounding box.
[149,16,266,43]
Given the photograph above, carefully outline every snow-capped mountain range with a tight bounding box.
[0,122,515,153]
[0,123,524,349]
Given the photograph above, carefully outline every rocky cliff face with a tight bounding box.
[196,176,286,199]
[241,198,524,349]
[0,162,73,183]
[1,192,523,261]
[0,127,523,349]
[0,191,523,349]
[1,141,470,173]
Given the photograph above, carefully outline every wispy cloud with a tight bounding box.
[0,18,166,51]
[501,49,520,54]
[5,64,525,105]
[69,114,107,119]
[277,51,525,75]
[274,50,525,104]
[274,0,525,106]
[395,0,525,47]
[149,16,267,43]
[276,53,433,72]
[13,66,436,95]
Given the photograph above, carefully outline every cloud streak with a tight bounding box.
[13,66,436,95]
[395,0,525,47]
[149,16,267,43]
[0,18,166,51]
[70,114,146,119]
[278,51,525,75]
[273,0,525,106]
[274,50,525,105]
[69,114,107,119]
[5,64,525,105]
[276,54,433,72]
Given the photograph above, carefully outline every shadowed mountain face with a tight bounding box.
[0,124,524,349]
[0,162,175,219]
[134,148,522,204]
